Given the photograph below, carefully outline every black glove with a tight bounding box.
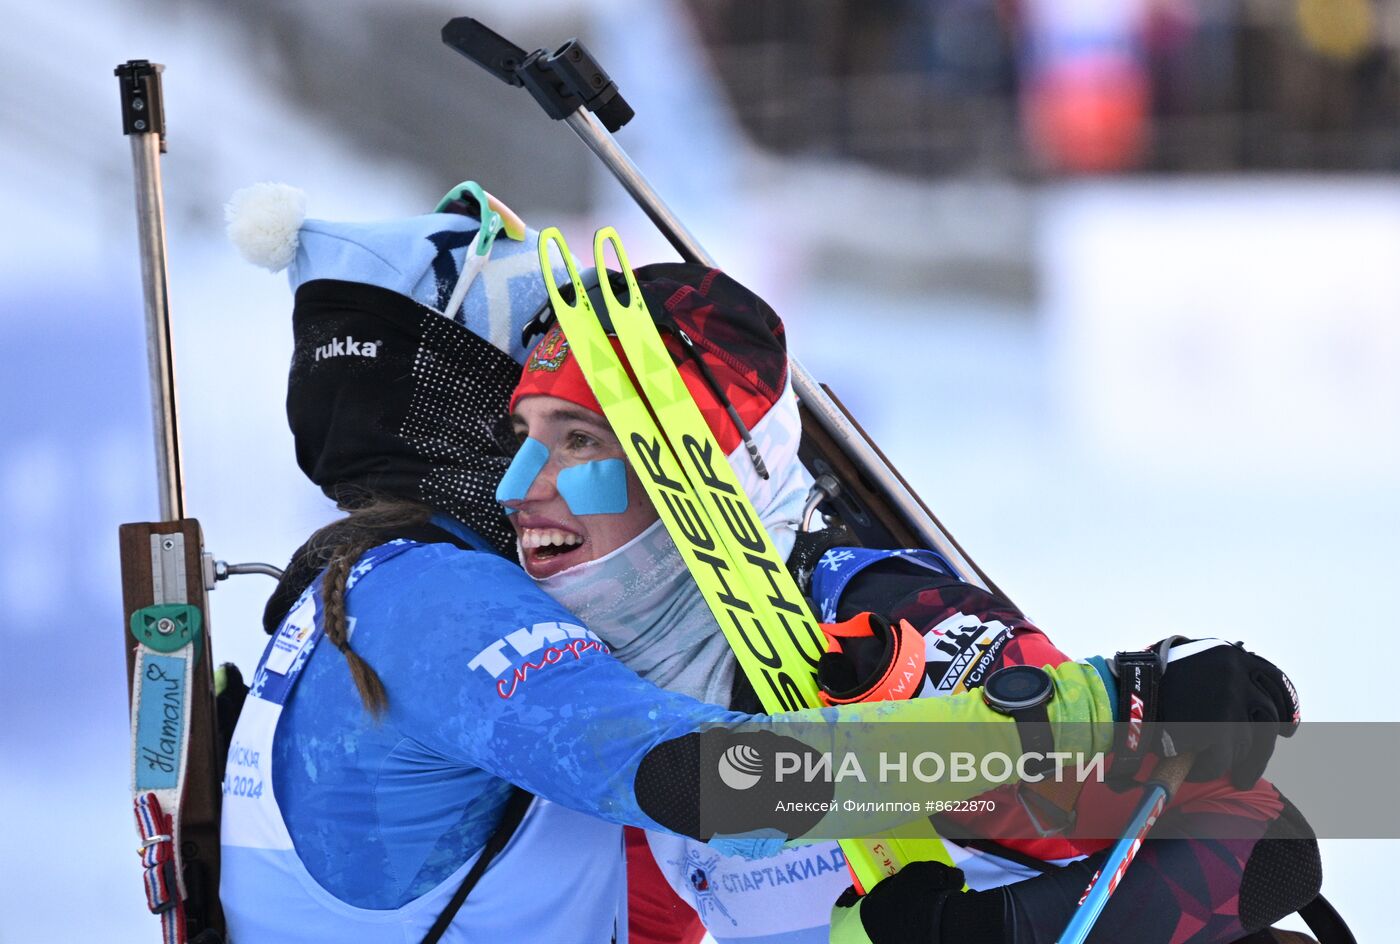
[214,661,249,772]
[1112,637,1300,789]
[829,861,1004,944]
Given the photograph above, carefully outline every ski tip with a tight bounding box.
[226,182,308,272]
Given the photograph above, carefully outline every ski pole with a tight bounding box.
[440,17,1011,604]
[1055,753,1194,944]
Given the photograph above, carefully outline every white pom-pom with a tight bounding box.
[225,183,308,272]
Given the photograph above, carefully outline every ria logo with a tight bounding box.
[314,336,380,361]
[717,744,764,791]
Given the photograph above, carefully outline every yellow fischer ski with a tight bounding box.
[590,228,962,889]
[537,227,957,890]
[537,228,818,712]
[592,228,829,698]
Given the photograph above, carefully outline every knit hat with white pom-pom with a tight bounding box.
[225,182,559,364]
[225,182,562,557]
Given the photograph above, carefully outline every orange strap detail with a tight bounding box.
[819,612,881,651]
[819,614,926,706]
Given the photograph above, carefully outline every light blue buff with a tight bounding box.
[496,436,629,515]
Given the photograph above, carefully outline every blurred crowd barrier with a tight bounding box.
[688,0,1400,174]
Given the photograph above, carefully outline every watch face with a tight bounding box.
[985,665,1053,711]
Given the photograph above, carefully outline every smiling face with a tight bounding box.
[502,395,660,579]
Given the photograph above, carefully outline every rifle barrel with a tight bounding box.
[563,109,716,267]
[562,105,994,593]
[119,61,185,522]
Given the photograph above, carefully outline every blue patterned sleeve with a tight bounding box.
[348,545,743,831]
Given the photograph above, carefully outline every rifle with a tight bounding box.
[114,59,281,944]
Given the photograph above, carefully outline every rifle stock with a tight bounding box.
[120,520,225,940]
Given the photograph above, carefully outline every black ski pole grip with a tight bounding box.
[115,59,166,151]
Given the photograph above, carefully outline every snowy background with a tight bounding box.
[1,0,1396,941]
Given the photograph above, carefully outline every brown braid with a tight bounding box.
[303,495,432,718]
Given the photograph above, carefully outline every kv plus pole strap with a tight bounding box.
[1107,648,1163,786]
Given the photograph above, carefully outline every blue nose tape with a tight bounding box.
[496,437,629,516]
[496,437,549,511]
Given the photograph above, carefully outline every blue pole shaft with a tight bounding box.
[1056,753,1192,944]
[1056,785,1168,944]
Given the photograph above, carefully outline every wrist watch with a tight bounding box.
[981,665,1056,771]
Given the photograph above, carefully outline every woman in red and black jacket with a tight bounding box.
[813,547,1320,944]
[499,258,1321,944]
